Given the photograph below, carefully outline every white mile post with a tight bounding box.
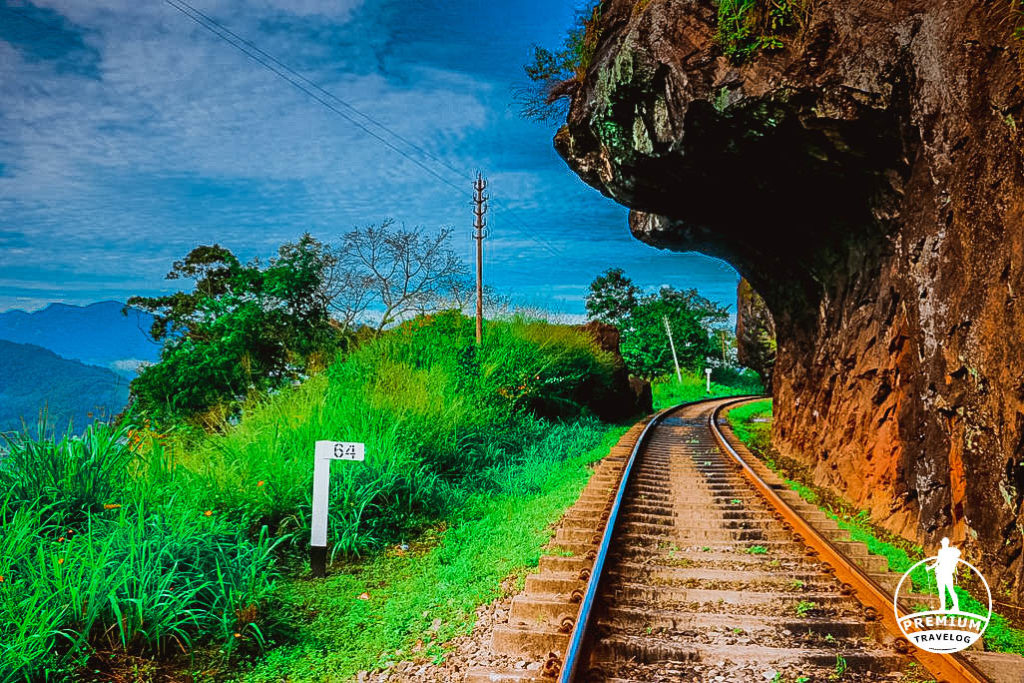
[310,440,365,578]
[705,367,712,393]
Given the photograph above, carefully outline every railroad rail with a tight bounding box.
[467,397,1012,683]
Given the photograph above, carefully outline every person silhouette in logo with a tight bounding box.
[927,537,961,613]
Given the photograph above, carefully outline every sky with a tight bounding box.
[0,0,739,318]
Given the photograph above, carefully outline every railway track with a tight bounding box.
[466,397,1019,683]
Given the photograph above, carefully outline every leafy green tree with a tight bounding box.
[585,267,730,379]
[585,268,642,325]
[126,234,338,422]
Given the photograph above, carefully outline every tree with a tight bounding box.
[514,5,602,122]
[331,220,469,333]
[585,267,731,379]
[619,288,725,380]
[126,234,338,421]
[585,268,642,325]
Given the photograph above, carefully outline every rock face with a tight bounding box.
[578,320,654,420]
[735,278,776,391]
[555,0,1024,595]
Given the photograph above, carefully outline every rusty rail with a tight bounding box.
[708,397,992,683]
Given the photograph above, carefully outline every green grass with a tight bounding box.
[0,312,634,680]
[0,425,279,681]
[238,425,625,682]
[726,401,1024,656]
[723,398,771,451]
[652,368,762,410]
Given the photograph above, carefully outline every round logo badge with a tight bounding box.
[892,538,991,654]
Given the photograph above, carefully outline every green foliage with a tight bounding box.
[619,292,713,378]
[795,599,815,616]
[128,234,338,423]
[715,0,805,62]
[1,310,625,678]
[240,426,624,681]
[0,420,135,520]
[830,653,848,680]
[585,267,642,326]
[517,3,604,121]
[585,269,730,380]
[0,423,279,680]
[725,398,772,452]
[184,312,621,558]
[524,3,603,83]
[651,369,762,410]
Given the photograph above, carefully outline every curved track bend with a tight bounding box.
[466,397,1014,683]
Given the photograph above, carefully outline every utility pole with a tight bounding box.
[473,173,488,344]
[663,315,682,384]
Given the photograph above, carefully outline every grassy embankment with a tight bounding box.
[651,367,763,410]
[1,313,630,680]
[727,400,1024,656]
[0,313,644,681]
[2,311,764,681]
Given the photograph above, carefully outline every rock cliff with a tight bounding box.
[736,277,776,391]
[555,0,1024,596]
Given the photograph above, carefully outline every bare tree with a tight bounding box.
[427,276,510,316]
[323,265,375,334]
[332,220,468,333]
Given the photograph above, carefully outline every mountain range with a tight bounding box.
[0,301,159,377]
[0,301,159,434]
[0,340,130,435]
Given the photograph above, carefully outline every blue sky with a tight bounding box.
[0,0,739,317]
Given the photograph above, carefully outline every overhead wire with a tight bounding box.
[163,0,569,261]
[165,0,474,185]
[3,2,569,262]
[164,0,473,203]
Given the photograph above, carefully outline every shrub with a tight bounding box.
[716,0,807,61]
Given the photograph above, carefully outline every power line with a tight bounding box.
[164,0,473,202]
[162,0,569,259]
[4,2,569,260]
[166,0,473,185]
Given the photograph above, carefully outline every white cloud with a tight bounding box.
[0,0,491,300]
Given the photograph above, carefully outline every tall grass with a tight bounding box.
[0,426,279,681]
[1,311,626,679]
[181,312,621,558]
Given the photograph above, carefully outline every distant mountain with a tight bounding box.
[0,340,130,435]
[0,301,159,378]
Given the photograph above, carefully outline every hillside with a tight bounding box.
[0,301,158,377]
[0,340,130,434]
